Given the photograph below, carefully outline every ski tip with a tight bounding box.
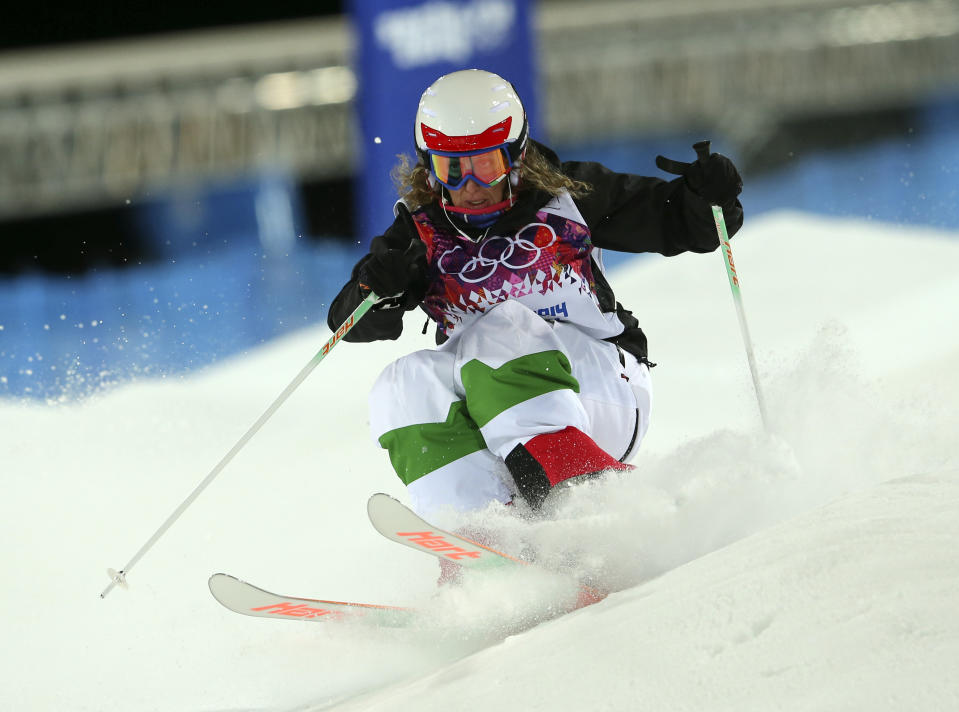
[208,572,240,598]
[366,492,399,518]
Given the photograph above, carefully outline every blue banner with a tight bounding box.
[349,0,536,245]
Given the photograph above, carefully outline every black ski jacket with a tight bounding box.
[327,142,743,363]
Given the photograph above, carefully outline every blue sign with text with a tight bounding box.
[349,0,536,245]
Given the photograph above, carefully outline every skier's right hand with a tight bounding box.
[357,236,428,305]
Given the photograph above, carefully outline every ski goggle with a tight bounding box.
[427,146,512,191]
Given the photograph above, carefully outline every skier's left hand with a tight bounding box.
[655,144,742,207]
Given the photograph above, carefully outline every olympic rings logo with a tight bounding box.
[437,223,558,284]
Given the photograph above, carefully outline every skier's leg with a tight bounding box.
[452,300,634,509]
[369,347,513,521]
[370,301,652,514]
[552,319,653,463]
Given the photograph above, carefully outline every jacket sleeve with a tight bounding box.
[564,160,743,256]
[326,214,417,343]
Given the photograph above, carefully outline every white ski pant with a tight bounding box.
[368,300,652,519]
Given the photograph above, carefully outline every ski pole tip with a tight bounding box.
[100,568,128,599]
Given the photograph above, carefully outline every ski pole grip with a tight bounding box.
[693,140,711,165]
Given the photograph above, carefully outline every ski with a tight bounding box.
[210,496,605,627]
[208,573,417,628]
[367,493,524,570]
[366,493,607,607]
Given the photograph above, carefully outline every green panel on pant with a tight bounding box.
[460,350,580,429]
[378,400,488,485]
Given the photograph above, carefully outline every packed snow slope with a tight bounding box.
[1,211,957,711]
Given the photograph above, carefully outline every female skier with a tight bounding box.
[328,69,743,519]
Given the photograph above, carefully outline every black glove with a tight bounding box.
[655,140,742,206]
[357,235,428,304]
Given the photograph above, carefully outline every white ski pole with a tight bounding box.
[693,140,771,434]
[100,291,379,599]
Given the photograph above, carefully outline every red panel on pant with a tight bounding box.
[523,426,634,486]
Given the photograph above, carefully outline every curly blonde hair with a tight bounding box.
[391,142,591,210]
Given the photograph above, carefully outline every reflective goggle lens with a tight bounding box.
[429,148,510,189]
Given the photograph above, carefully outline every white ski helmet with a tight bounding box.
[414,69,529,166]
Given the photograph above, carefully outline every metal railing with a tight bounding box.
[0,0,957,220]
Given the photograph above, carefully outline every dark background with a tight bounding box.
[0,2,344,51]
[0,2,355,276]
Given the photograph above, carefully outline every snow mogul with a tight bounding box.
[328,68,743,519]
